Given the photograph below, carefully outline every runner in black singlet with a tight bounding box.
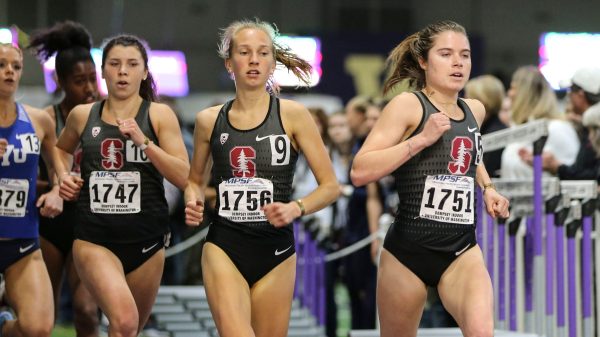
[184,19,339,337]
[55,35,189,337]
[350,21,510,337]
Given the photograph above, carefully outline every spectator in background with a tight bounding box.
[581,102,600,176]
[293,107,332,239]
[498,97,512,127]
[464,75,508,177]
[501,65,579,178]
[159,96,194,286]
[519,67,600,179]
[323,110,353,337]
[326,111,354,242]
[342,96,378,330]
[363,101,387,263]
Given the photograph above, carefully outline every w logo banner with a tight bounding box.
[447,136,473,175]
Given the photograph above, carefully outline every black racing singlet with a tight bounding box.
[76,100,168,244]
[39,105,66,182]
[210,96,298,235]
[392,91,483,252]
[54,104,66,134]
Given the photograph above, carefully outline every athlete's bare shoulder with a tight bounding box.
[23,104,52,126]
[194,104,223,139]
[386,91,422,111]
[461,98,486,125]
[278,98,307,114]
[381,91,423,127]
[195,104,222,125]
[65,102,95,126]
[42,104,56,118]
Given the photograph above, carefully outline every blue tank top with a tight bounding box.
[0,104,41,238]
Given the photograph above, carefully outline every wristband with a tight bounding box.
[294,199,306,217]
[138,137,150,151]
[483,182,496,193]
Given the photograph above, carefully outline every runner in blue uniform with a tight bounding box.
[0,42,62,337]
[184,19,339,337]
[351,21,510,337]
[55,35,189,337]
[28,21,100,336]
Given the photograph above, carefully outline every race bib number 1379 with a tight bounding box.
[0,178,28,217]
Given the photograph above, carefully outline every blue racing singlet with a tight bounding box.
[0,104,41,238]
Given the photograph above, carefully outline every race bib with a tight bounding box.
[0,178,28,217]
[125,140,150,163]
[419,174,474,224]
[17,133,40,154]
[89,171,141,213]
[218,177,273,222]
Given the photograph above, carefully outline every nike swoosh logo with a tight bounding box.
[274,245,292,256]
[19,243,35,253]
[455,243,471,256]
[255,135,273,142]
[142,242,159,254]
[467,126,478,132]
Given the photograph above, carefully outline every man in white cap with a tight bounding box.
[582,103,600,157]
[520,67,600,179]
[566,67,600,123]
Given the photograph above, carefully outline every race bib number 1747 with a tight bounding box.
[89,171,141,214]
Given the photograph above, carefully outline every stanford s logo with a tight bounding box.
[230,146,256,177]
[447,136,473,175]
[101,138,124,170]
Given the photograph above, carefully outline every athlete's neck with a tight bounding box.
[233,90,270,113]
[423,87,458,105]
[0,97,17,122]
[105,95,143,120]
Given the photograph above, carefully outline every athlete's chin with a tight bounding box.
[238,81,267,91]
[443,83,464,92]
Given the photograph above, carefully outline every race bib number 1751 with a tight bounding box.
[419,174,474,224]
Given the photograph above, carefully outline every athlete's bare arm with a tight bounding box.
[184,105,221,226]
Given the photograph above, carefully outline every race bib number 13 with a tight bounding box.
[419,175,474,224]
[89,171,141,214]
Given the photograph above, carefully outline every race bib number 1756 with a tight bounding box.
[218,177,273,222]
